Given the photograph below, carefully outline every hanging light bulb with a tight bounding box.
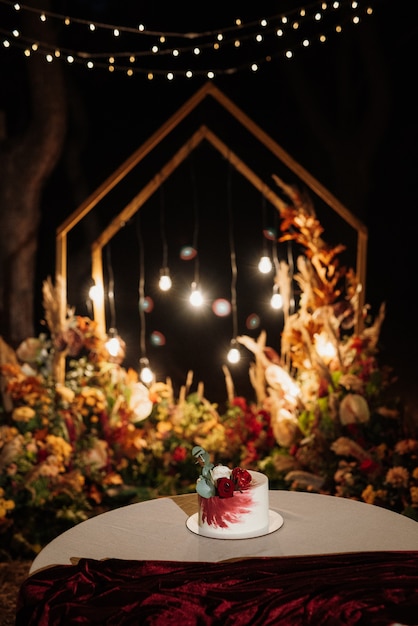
[270,213,283,310]
[104,327,126,364]
[227,339,241,364]
[258,192,272,274]
[258,255,272,273]
[189,281,203,307]
[159,267,172,291]
[103,245,126,363]
[136,213,154,386]
[105,333,121,357]
[271,286,283,310]
[158,186,172,292]
[139,357,154,385]
[225,164,241,367]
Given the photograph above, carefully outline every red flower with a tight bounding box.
[217,477,235,498]
[37,448,48,463]
[231,397,247,411]
[231,467,252,490]
[172,445,187,463]
[359,458,380,474]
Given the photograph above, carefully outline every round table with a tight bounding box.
[30,490,418,574]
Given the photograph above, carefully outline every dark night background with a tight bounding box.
[1,0,417,410]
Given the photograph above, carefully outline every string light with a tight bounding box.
[226,162,241,365]
[105,329,120,357]
[271,286,283,309]
[227,339,241,364]
[158,184,172,292]
[287,240,296,315]
[189,281,203,307]
[258,255,272,273]
[104,327,126,363]
[159,269,172,291]
[103,245,126,363]
[139,356,154,384]
[258,193,272,274]
[137,212,154,385]
[0,0,375,78]
[271,212,283,310]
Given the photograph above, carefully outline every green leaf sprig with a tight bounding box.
[192,445,215,498]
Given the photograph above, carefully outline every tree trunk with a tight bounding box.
[0,0,67,346]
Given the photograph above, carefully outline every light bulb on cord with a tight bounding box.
[227,339,241,364]
[258,255,272,274]
[159,268,172,291]
[139,357,154,385]
[189,281,203,307]
[106,337,121,357]
[271,286,283,310]
[105,328,122,358]
[105,330,126,364]
[258,193,272,274]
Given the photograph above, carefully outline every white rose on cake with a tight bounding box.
[211,465,231,483]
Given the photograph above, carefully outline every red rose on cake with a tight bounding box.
[216,477,235,498]
[216,469,251,497]
[231,467,252,490]
[211,464,252,497]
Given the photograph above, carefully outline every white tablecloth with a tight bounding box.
[30,490,418,574]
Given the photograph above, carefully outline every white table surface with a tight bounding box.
[30,490,418,574]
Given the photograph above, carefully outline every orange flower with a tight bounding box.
[385,466,409,489]
[12,406,36,422]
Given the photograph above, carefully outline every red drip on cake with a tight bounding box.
[199,491,253,528]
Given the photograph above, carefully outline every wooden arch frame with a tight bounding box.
[56,81,368,338]
[90,124,289,335]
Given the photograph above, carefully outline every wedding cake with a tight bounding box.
[190,446,270,539]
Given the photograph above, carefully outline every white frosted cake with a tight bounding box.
[198,470,270,539]
[191,446,270,539]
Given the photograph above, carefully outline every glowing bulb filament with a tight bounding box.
[271,292,283,309]
[105,336,121,358]
[190,282,203,307]
[227,347,240,364]
[159,269,172,291]
[139,358,154,385]
[258,255,272,273]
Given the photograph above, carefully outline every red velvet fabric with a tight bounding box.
[16,552,418,625]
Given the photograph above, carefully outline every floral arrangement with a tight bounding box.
[0,324,229,557]
[1,180,417,560]
[192,445,252,498]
